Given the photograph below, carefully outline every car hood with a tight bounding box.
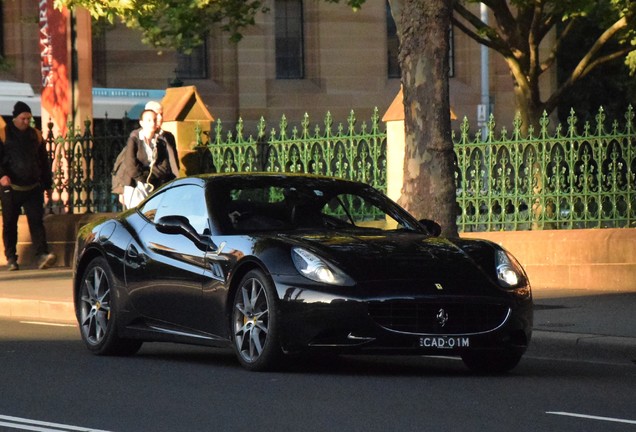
[281,231,500,294]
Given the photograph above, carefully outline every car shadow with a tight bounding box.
[136,344,476,376]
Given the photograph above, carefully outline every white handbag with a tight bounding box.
[123,181,153,209]
[121,142,158,209]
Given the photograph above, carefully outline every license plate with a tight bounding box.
[419,336,470,349]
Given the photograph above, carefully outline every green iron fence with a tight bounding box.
[202,109,386,188]
[455,107,635,231]
[23,106,636,231]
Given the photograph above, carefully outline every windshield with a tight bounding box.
[208,176,425,235]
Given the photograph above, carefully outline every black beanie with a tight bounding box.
[13,101,32,118]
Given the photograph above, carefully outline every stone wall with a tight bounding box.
[463,229,636,292]
[1,214,114,270]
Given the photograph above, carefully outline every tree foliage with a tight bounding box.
[556,18,636,123]
[55,0,366,50]
[453,0,636,128]
[55,0,266,49]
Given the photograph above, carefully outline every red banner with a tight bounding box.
[39,0,70,134]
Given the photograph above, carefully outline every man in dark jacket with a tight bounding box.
[0,101,57,271]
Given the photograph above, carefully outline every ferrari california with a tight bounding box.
[73,173,532,372]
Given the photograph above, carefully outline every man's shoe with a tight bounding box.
[7,260,19,271]
[37,253,57,270]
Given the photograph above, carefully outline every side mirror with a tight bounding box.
[156,215,214,251]
[156,215,199,239]
[419,219,442,237]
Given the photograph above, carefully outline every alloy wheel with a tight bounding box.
[233,277,270,364]
[79,265,111,345]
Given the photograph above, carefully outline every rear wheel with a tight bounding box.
[77,257,142,356]
[461,349,522,374]
[231,269,282,371]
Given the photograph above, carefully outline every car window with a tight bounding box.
[322,193,402,230]
[223,186,290,232]
[145,185,210,235]
[229,186,286,204]
[211,180,412,233]
[139,191,163,222]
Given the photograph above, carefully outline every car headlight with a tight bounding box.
[495,249,526,288]
[291,247,353,285]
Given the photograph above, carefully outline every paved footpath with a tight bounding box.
[1,266,635,365]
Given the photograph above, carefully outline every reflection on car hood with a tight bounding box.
[282,231,497,291]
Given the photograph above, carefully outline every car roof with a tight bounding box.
[171,172,368,189]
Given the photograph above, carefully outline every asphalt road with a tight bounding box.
[0,319,635,432]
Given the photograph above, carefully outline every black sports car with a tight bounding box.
[73,173,532,373]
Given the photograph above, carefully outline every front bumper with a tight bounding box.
[275,280,533,356]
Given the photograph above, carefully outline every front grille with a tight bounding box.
[368,300,509,334]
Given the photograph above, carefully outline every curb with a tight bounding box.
[0,268,75,325]
[0,296,76,325]
[0,268,73,281]
[527,330,636,365]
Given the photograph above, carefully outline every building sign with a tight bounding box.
[39,0,70,134]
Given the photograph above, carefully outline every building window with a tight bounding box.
[386,2,455,78]
[387,3,400,79]
[92,28,107,87]
[176,42,208,80]
[276,0,304,79]
[88,20,112,87]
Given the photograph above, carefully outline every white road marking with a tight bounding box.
[0,415,112,431]
[547,411,636,425]
[19,321,76,328]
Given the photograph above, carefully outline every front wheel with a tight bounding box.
[461,349,522,374]
[77,257,142,356]
[231,269,282,371]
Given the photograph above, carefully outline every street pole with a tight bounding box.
[479,3,490,141]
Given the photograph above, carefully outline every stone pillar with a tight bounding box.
[384,118,406,203]
[382,88,407,203]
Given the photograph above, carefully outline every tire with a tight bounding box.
[231,269,283,371]
[77,257,142,356]
[461,349,522,374]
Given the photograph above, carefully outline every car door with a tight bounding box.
[125,184,212,331]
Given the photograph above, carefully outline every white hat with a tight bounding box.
[145,101,162,113]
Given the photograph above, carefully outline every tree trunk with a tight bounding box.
[396,0,457,237]
[511,73,545,134]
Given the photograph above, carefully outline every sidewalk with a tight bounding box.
[1,266,635,365]
[0,267,74,324]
